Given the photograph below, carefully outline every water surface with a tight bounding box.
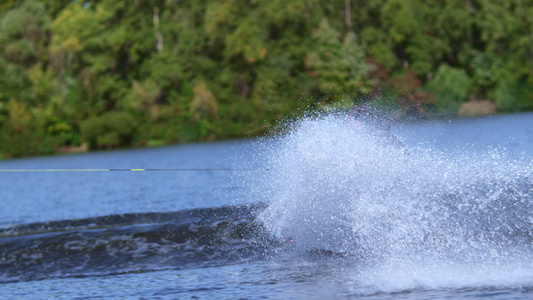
[1,112,532,299]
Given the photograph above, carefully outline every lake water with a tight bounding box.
[1,112,532,299]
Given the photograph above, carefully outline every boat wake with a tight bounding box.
[0,204,275,283]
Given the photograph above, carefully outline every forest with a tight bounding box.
[0,0,532,158]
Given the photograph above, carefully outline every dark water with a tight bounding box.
[1,112,532,299]
[0,204,278,283]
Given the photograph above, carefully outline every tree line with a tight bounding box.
[1,0,532,158]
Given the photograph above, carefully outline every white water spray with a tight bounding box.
[250,111,532,290]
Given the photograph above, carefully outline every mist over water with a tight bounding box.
[250,111,533,292]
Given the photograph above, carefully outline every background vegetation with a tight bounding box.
[1,0,532,158]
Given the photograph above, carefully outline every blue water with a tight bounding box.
[0,140,256,226]
[1,112,532,299]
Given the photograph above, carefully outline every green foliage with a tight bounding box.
[492,75,533,111]
[0,0,21,14]
[0,0,532,158]
[0,98,57,157]
[27,63,59,105]
[0,0,50,66]
[225,16,265,63]
[426,64,472,113]
[306,19,374,101]
[381,0,419,43]
[360,27,397,68]
[80,111,137,150]
[0,57,33,104]
[190,81,218,121]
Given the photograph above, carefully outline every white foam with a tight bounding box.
[249,111,533,290]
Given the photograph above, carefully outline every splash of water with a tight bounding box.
[250,111,532,287]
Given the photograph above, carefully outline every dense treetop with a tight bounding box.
[0,0,532,158]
